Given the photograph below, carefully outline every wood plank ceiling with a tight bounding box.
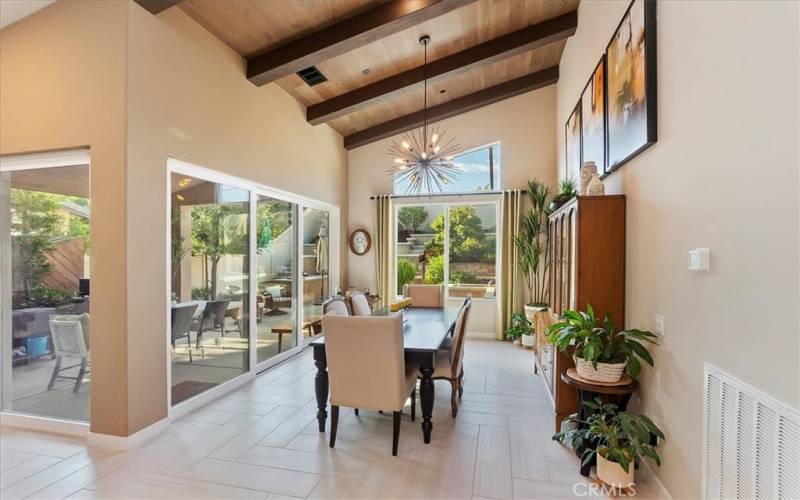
[172,0,581,148]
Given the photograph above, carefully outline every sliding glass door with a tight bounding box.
[394,201,498,301]
[167,160,339,408]
[1,161,92,422]
[255,195,297,363]
[169,172,250,405]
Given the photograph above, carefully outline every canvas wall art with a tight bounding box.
[581,57,606,172]
[606,0,657,171]
[565,102,582,181]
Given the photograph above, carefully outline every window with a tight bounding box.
[395,142,500,195]
[395,202,498,301]
[1,162,92,422]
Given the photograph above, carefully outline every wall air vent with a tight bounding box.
[297,66,327,87]
[703,363,799,499]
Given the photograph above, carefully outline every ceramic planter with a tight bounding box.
[521,333,536,348]
[574,356,626,383]
[597,453,635,489]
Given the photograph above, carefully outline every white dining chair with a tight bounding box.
[323,312,418,456]
[350,293,371,316]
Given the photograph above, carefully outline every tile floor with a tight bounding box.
[0,339,667,499]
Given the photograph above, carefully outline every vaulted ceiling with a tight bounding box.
[136,0,580,149]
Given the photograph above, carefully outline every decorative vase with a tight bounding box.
[587,174,605,196]
[574,356,626,383]
[524,304,547,322]
[597,452,635,489]
[549,193,572,212]
[580,162,597,195]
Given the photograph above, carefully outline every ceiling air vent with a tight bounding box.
[297,66,327,87]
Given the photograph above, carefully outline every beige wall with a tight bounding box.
[556,1,799,497]
[347,86,557,330]
[124,4,348,433]
[0,0,130,436]
[1,0,348,436]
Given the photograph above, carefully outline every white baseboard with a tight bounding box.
[0,412,89,437]
[87,417,169,451]
[466,330,496,339]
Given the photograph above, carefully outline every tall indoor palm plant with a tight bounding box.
[514,179,551,320]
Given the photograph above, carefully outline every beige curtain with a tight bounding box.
[373,195,392,307]
[496,189,523,340]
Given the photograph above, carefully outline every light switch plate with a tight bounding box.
[688,248,710,272]
[654,314,665,336]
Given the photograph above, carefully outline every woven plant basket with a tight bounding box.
[574,357,626,383]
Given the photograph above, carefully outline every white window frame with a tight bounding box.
[166,158,340,419]
[392,141,501,196]
[391,194,501,304]
[0,147,92,436]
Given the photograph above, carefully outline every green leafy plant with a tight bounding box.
[514,179,551,306]
[505,313,532,341]
[191,204,248,298]
[427,206,494,263]
[396,259,417,294]
[424,254,444,284]
[559,178,578,198]
[547,304,658,378]
[554,399,664,473]
[398,206,428,233]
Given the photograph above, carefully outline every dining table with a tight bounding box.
[311,305,459,444]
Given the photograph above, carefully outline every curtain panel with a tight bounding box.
[373,195,392,307]
[496,189,523,340]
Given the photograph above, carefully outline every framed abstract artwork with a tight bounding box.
[565,101,582,181]
[605,0,657,172]
[581,56,606,172]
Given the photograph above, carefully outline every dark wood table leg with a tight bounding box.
[313,345,328,432]
[419,360,435,444]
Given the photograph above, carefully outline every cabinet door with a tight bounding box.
[568,206,578,310]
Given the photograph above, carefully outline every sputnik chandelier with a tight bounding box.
[388,35,461,194]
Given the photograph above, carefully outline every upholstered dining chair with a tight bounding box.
[350,292,372,316]
[323,312,418,456]
[430,295,471,417]
[323,297,350,316]
[403,284,443,307]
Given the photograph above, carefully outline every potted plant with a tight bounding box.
[554,400,664,490]
[547,304,658,382]
[514,179,551,322]
[549,178,578,212]
[505,313,532,347]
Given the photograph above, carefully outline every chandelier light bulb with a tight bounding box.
[431,133,439,145]
[402,141,411,150]
[421,152,427,160]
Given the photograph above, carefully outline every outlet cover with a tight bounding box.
[654,314,665,336]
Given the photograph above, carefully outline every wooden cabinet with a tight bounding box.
[534,195,626,431]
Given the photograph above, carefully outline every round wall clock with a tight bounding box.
[349,229,371,255]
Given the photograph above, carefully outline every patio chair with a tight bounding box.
[171,303,198,362]
[48,318,90,393]
[193,300,230,349]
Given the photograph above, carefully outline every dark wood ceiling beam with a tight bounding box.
[343,66,558,150]
[134,0,182,15]
[246,0,477,87]
[309,11,577,125]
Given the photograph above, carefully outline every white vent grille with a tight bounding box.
[703,364,800,500]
